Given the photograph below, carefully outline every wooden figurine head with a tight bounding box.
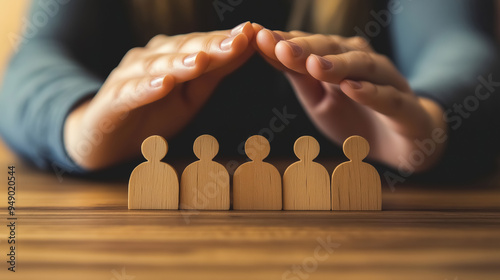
[343,135,369,162]
[193,134,219,161]
[244,135,270,161]
[294,136,320,162]
[141,135,168,162]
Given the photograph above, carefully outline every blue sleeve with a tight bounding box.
[0,0,133,173]
[391,0,500,180]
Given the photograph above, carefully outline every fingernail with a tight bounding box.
[220,36,236,51]
[183,52,198,67]
[314,55,333,69]
[346,80,362,89]
[285,41,302,57]
[268,29,284,42]
[231,22,246,36]
[150,77,164,88]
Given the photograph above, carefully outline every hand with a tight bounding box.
[253,24,447,172]
[65,22,255,170]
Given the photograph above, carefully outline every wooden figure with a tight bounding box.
[128,135,179,210]
[233,135,282,210]
[283,136,330,210]
[331,135,381,211]
[180,135,230,210]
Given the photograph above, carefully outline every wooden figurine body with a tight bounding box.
[180,135,230,210]
[283,136,330,210]
[233,135,282,210]
[128,135,179,210]
[332,135,381,211]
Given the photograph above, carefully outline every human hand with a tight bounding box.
[64,22,255,170]
[253,24,447,172]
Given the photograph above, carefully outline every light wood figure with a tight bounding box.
[331,135,381,211]
[128,135,179,210]
[180,135,230,210]
[233,135,282,210]
[283,136,330,210]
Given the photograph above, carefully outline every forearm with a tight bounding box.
[0,40,102,172]
[391,0,500,179]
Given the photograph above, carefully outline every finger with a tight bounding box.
[145,22,253,73]
[205,40,256,80]
[339,80,428,134]
[92,75,176,124]
[275,34,359,74]
[147,22,253,49]
[177,32,251,72]
[255,29,285,62]
[255,29,310,62]
[344,36,374,52]
[251,22,264,36]
[142,51,210,83]
[250,23,266,57]
[151,22,253,54]
[147,31,229,49]
[254,29,290,71]
[306,51,410,91]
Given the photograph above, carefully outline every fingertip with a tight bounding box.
[306,54,334,82]
[222,24,251,52]
[230,22,246,36]
[228,32,249,53]
[181,51,210,77]
[256,29,270,45]
[275,40,291,61]
[176,52,210,83]
[162,74,176,93]
[252,22,264,32]
[255,29,280,57]
[125,76,172,109]
[148,75,174,99]
[195,51,210,68]
[240,21,254,40]
[251,24,264,48]
[276,40,302,58]
[267,29,285,43]
[275,40,309,73]
[311,54,333,70]
[229,22,253,43]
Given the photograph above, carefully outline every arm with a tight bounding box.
[0,0,134,172]
[392,0,500,179]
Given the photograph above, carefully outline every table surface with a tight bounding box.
[0,141,499,280]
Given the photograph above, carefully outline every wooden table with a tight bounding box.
[1,140,499,280]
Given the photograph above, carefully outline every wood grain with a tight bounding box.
[1,140,500,279]
[233,135,282,210]
[332,136,382,211]
[180,135,230,210]
[283,136,330,210]
[128,136,179,209]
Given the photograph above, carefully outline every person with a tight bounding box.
[0,0,498,182]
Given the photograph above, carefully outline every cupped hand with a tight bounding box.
[65,22,255,170]
[253,24,447,172]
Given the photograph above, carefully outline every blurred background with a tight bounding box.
[0,0,27,80]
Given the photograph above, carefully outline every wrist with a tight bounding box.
[64,100,97,170]
[410,97,448,172]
